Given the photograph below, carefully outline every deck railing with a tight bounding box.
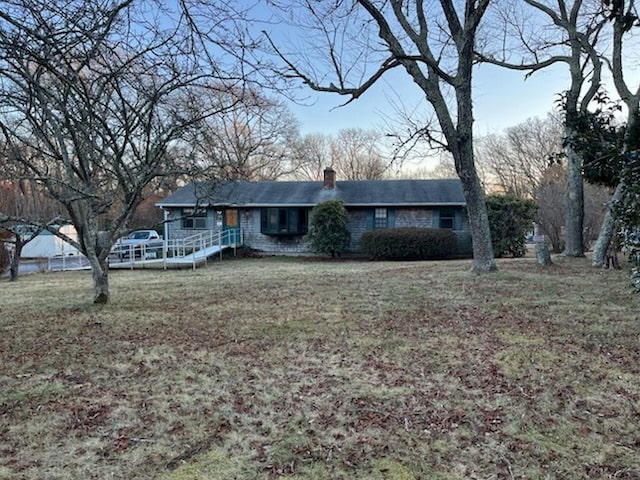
[110,228,243,270]
[165,228,243,269]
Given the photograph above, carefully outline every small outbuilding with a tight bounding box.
[20,226,80,258]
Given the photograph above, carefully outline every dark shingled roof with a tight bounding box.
[157,179,465,208]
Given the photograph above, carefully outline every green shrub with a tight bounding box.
[623,228,640,292]
[486,194,537,258]
[360,228,457,260]
[306,200,351,257]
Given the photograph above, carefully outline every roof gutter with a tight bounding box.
[157,202,466,208]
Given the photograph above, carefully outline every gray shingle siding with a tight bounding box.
[395,208,434,229]
[165,208,220,241]
[344,208,435,250]
[346,208,368,251]
[240,208,309,254]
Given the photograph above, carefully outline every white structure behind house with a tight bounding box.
[21,225,81,258]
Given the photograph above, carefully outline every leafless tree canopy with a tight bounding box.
[534,164,610,252]
[481,0,607,257]
[191,89,301,181]
[330,128,387,180]
[291,133,332,181]
[475,113,564,197]
[291,128,391,181]
[0,0,254,301]
[0,176,63,280]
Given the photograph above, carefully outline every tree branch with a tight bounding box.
[264,30,403,106]
[477,53,570,76]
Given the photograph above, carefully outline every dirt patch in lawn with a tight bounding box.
[1,256,639,479]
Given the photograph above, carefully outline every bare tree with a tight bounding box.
[266,0,496,271]
[292,128,389,180]
[535,165,567,252]
[331,128,388,180]
[591,0,640,267]
[192,89,301,181]
[394,153,467,180]
[291,133,332,181]
[481,0,605,257]
[475,114,564,198]
[0,0,251,302]
[583,181,611,250]
[535,164,610,252]
[429,158,459,180]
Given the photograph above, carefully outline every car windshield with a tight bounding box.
[128,231,150,240]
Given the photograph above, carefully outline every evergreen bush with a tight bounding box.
[306,200,351,257]
[360,228,457,260]
[486,195,537,258]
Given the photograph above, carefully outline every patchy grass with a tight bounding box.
[1,255,639,479]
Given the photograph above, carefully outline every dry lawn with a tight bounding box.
[1,255,639,479]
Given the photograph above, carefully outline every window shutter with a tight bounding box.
[253,208,261,230]
[432,209,440,228]
[454,209,463,230]
[289,209,299,232]
[388,208,396,228]
[365,209,374,229]
[261,209,267,231]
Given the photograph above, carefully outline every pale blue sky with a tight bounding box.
[288,63,570,137]
[283,58,640,173]
[249,0,639,163]
[263,6,639,141]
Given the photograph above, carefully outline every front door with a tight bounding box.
[223,209,240,245]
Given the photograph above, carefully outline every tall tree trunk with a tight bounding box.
[451,58,496,273]
[592,181,625,267]
[8,237,24,282]
[89,256,110,304]
[73,205,112,303]
[456,144,496,272]
[564,142,585,257]
[9,256,19,281]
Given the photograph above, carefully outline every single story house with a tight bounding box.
[156,168,472,256]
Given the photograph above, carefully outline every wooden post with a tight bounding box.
[535,236,553,266]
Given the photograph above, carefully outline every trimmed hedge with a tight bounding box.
[360,228,458,260]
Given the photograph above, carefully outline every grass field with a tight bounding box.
[1,255,639,479]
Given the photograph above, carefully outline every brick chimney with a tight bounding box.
[323,167,336,189]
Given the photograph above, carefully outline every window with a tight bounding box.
[439,209,455,229]
[261,208,308,235]
[127,231,151,240]
[374,208,388,228]
[182,208,207,229]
